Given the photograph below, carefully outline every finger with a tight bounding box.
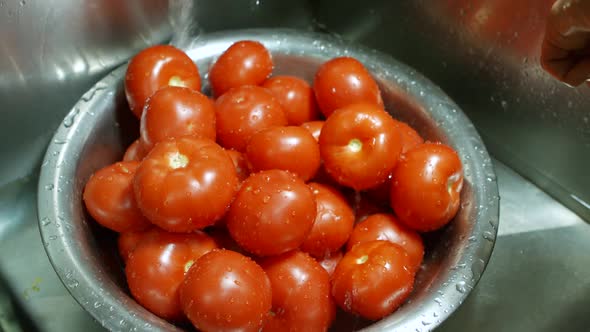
[562,57,590,86]
[541,38,576,84]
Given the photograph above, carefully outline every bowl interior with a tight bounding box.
[37,29,499,332]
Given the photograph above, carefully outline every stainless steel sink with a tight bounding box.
[1,0,589,331]
[0,159,587,332]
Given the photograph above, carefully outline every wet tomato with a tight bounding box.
[301,182,355,258]
[319,103,402,190]
[301,120,324,141]
[140,86,216,151]
[262,75,320,125]
[245,126,320,181]
[390,143,463,232]
[133,137,238,232]
[313,57,383,117]
[317,250,343,277]
[225,149,250,182]
[125,45,201,118]
[331,240,415,320]
[125,230,218,321]
[347,213,424,272]
[226,170,316,256]
[215,85,287,151]
[123,139,147,162]
[209,40,273,97]
[83,161,151,233]
[179,250,272,332]
[260,251,335,332]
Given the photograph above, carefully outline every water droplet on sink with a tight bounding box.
[63,108,80,127]
[482,231,495,241]
[93,301,102,308]
[41,217,51,226]
[45,184,54,190]
[456,281,469,293]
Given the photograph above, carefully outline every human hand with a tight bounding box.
[541,0,590,86]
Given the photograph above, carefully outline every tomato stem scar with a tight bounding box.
[348,138,363,153]
[184,260,194,273]
[169,152,189,169]
[356,255,369,264]
[168,75,188,88]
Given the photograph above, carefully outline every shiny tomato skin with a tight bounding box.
[125,230,218,321]
[226,170,316,256]
[262,75,320,125]
[347,213,424,273]
[215,85,287,151]
[179,250,272,332]
[331,240,415,320]
[83,161,151,233]
[123,139,147,162]
[313,57,383,117]
[301,120,324,142]
[209,40,273,97]
[317,250,343,277]
[118,227,157,263]
[319,103,402,190]
[260,251,335,332]
[245,126,320,182]
[394,119,424,154]
[301,182,355,258]
[225,149,250,182]
[140,86,216,151]
[391,143,464,232]
[361,120,423,203]
[133,137,239,232]
[125,45,201,118]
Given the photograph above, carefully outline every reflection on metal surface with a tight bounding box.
[36,30,498,331]
[314,0,590,221]
[0,0,171,187]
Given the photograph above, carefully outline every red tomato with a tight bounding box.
[215,85,287,151]
[225,149,250,182]
[125,45,201,118]
[123,139,147,162]
[226,170,316,256]
[209,40,273,97]
[125,230,218,321]
[331,240,415,320]
[301,182,355,258]
[245,126,320,181]
[313,57,383,117]
[301,120,324,141]
[133,137,238,232]
[390,143,463,232]
[394,119,424,154]
[83,161,151,233]
[117,227,156,263]
[139,86,216,151]
[262,75,320,125]
[362,120,424,203]
[260,251,335,332]
[347,213,424,272]
[179,250,272,332]
[317,250,343,277]
[319,103,402,190]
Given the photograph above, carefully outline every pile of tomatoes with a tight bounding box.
[82,40,464,331]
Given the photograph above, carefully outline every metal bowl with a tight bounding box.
[37,29,499,332]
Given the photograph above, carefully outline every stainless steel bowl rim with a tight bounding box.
[37,29,499,332]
